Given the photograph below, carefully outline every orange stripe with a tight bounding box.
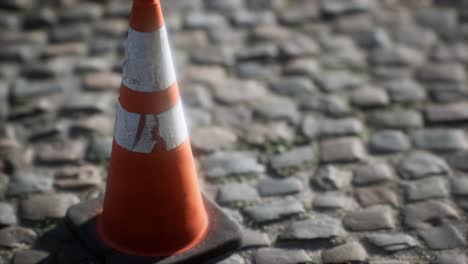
[119,83,180,114]
[98,139,208,256]
[130,0,164,32]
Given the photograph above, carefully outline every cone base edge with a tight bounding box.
[65,195,242,263]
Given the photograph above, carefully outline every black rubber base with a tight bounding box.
[65,196,242,264]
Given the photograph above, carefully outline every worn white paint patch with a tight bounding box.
[114,102,188,153]
[123,26,176,92]
[114,103,156,153]
[132,115,157,153]
[157,101,188,150]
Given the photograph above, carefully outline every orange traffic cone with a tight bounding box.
[66,0,241,262]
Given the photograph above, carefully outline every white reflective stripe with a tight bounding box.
[114,103,157,153]
[123,26,176,92]
[114,102,188,153]
[157,101,188,150]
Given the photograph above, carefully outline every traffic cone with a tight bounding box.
[66,0,241,262]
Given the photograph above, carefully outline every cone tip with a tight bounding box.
[130,0,164,32]
[133,0,160,5]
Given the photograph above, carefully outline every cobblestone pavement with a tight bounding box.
[1,0,468,263]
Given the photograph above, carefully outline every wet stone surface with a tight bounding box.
[322,241,368,264]
[215,255,245,264]
[355,186,399,207]
[368,130,411,154]
[253,248,311,264]
[404,177,449,201]
[320,137,366,163]
[21,193,80,221]
[365,233,419,252]
[418,223,467,250]
[0,226,37,248]
[243,197,305,224]
[217,183,260,205]
[257,177,303,197]
[343,205,396,231]
[279,214,348,242]
[7,172,54,196]
[0,202,17,226]
[269,145,315,170]
[203,151,265,178]
[0,0,468,263]
[397,151,451,179]
[313,165,353,191]
[411,129,467,151]
[12,249,49,264]
[313,192,358,210]
[403,200,460,229]
[353,162,393,185]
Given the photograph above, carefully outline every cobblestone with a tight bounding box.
[85,136,112,162]
[452,176,468,196]
[279,214,348,241]
[270,146,315,170]
[317,70,364,92]
[214,80,267,105]
[448,150,468,171]
[418,223,467,250]
[404,200,459,229]
[405,177,449,201]
[313,192,358,210]
[427,83,468,103]
[343,205,396,231]
[191,126,238,153]
[411,129,467,151]
[353,163,393,185]
[0,226,36,248]
[217,183,259,205]
[240,228,270,248]
[425,102,468,123]
[12,249,49,264]
[320,137,366,163]
[397,152,450,179]
[8,172,53,196]
[369,130,411,153]
[367,109,423,129]
[301,94,351,117]
[215,255,245,264]
[253,248,311,264]
[303,117,363,139]
[54,165,102,190]
[350,86,390,108]
[432,252,466,264]
[322,241,368,263]
[203,151,265,178]
[365,233,419,252]
[270,76,316,97]
[258,177,303,197]
[313,166,353,190]
[355,187,399,207]
[252,96,300,124]
[10,79,63,102]
[21,193,80,221]
[415,8,458,37]
[416,63,466,83]
[369,45,424,67]
[0,202,17,226]
[243,197,305,223]
[383,79,427,103]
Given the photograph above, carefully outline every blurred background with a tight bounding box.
[0,0,468,263]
